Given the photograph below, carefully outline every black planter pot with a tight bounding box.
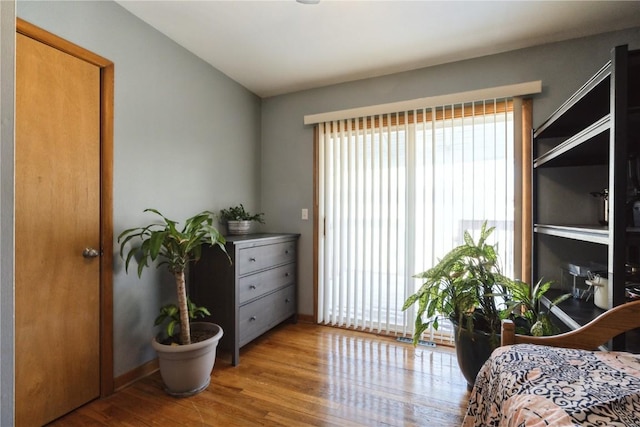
[452,321,500,389]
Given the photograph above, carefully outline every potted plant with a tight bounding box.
[219,204,265,235]
[402,221,563,387]
[118,209,229,396]
[503,278,571,336]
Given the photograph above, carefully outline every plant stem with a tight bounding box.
[174,271,191,345]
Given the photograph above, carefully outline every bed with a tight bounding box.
[462,299,640,427]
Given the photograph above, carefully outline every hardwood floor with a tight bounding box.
[50,323,470,426]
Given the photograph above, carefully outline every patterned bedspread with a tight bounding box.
[462,344,640,427]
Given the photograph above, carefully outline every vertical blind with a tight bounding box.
[317,99,515,342]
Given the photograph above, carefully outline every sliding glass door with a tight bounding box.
[317,100,515,342]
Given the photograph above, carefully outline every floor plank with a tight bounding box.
[49,323,470,426]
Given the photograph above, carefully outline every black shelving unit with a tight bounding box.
[532,45,640,349]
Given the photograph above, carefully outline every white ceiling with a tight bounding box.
[116,0,640,98]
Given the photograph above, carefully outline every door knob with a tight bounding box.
[82,247,100,258]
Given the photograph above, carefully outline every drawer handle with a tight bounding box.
[285,272,290,277]
[285,298,291,303]
[249,285,257,290]
[285,250,289,254]
[250,316,257,322]
[249,257,256,262]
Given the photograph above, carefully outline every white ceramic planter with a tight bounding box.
[152,322,223,397]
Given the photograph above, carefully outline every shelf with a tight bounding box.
[534,62,611,139]
[542,290,640,352]
[542,289,606,329]
[533,115,610,168]
[534,224,609,245]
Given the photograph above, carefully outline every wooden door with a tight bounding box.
[15,32,101,426]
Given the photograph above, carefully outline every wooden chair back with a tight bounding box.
[501,299,640,350]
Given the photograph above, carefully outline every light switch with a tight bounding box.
[301,208,309,220]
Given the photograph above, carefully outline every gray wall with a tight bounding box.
[260,27,640,319]
[0,1,15,424]
[15,0,262,378]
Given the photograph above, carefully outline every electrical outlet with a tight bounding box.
[301,208,309,220]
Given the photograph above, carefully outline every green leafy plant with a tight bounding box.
[402,221,512,344]
[503,278,571,336]
[219,204,265,223]
[155,298,211,341]
[402,221,567,346]
[118,209,228,345]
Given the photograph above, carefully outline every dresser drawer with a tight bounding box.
[273,285,296,320]
[237,241,296,276]
[238,263,295,305]
[239,285,295,347]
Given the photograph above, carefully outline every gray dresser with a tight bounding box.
[189,233,299,366]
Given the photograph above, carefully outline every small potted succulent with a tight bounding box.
[118,209,229,396]
[219,204,264,235]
